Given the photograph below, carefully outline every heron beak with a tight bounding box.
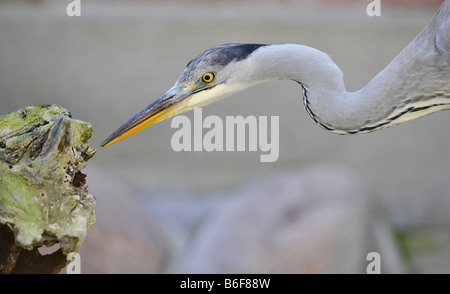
[101,86,195,147]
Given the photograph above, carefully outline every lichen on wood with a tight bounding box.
[0,105,96,273]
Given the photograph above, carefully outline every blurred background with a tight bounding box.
[0,0,449,273]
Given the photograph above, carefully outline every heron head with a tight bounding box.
[101,43,267,147]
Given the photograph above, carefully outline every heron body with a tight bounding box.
[101,0,449,147]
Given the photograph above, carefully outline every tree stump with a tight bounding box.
[0,105,96,274]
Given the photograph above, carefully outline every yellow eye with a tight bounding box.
[202,72,215,83]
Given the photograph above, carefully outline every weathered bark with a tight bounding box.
[0,105,96,274]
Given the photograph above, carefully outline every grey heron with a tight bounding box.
[101,0,449,147]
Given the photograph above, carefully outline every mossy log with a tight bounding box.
[0,105,96,274]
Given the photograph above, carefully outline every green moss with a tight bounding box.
[0,105,96,255]
[0,105,70,139]
[0,179,45,247]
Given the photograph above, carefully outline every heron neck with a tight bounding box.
[250,44,399,133]
[250,42,449,134]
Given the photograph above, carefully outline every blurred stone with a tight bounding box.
[174,164,405,274]
[77,165,171,274]
[366,205,407,274]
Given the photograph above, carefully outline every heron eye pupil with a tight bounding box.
[202,72,214,83]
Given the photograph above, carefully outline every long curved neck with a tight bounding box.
[248,39,449,134]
